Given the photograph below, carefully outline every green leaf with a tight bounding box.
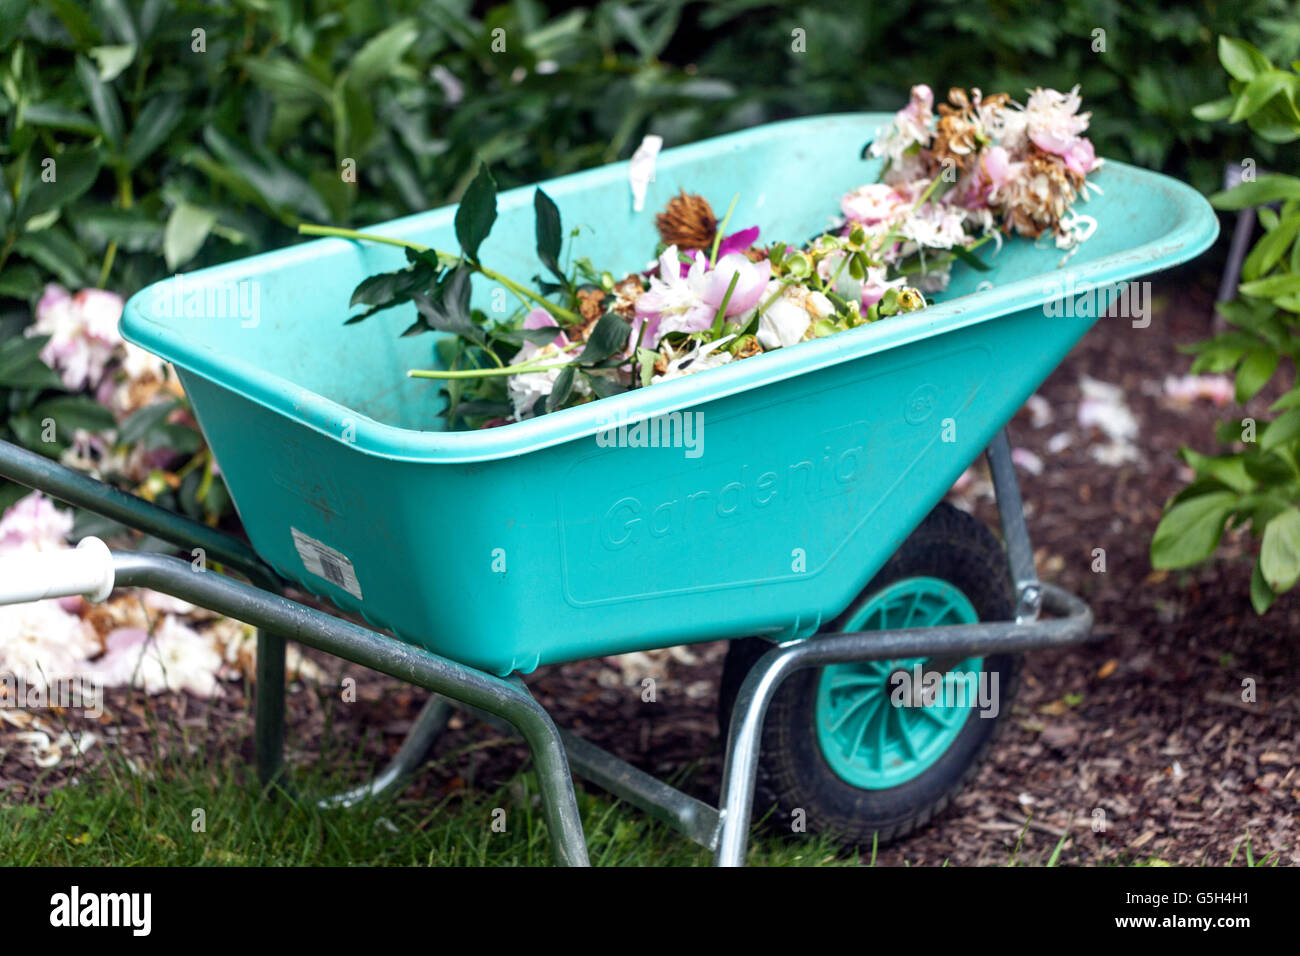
[1192,96,1235,122]
[0,335,63,390]
[1209,174,1300,210]
[348,20,420,89]
[163,202,218,271]
[1180,449,1256,494]
[951,244,992,271]
[577,312,631,365]
[31,395,116,438]
[1151,490,1239,569]
[14,228,90,287]
[87,43,137,82]
[119,398,179,446]
[1236,348,1279,403]
[412,267,481,343]
[1260,408,1300,451]
[534,188,563,282]
[1229,71,1289,122]
[21,102,99,136]
[545,365,576,413]
[1242,212,1300,280]
[1239,273,1300,298]
[0,263,43,300]
[16,147,102,224]
[75,55,124,151]
[1259,507,1300,592]
[454,164,497,263]
[1250,561,1276,613]
[124,94,183,168]
[1218,37,1272,83]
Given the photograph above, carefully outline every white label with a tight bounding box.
[291,528,363,600]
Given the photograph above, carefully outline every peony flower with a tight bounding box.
[90,617,224,698]
[754,281,834,349]
[841,183,912,228]
[633,245,715,348]
[1023,86,1091,156]
[699,253,770,318]
[899,203,968,250]
[0,600,100,687]
[0,492,72,554]
[870,84,934,164]
[27,285,124,391]
[1163,374,1233,406]
[860,266,908,309]
[654,336,736,382]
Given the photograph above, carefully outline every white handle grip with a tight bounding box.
[0,537,115,605]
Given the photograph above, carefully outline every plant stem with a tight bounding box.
[709,193,739,267]
[408,358,576,380]
[709,270,740,337]
[297,224,578,323]
[97,172,134,288]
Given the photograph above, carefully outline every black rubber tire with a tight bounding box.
[718,502,1022,847]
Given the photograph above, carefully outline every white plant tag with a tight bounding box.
[628,134,662,213]
[291,528,362,600]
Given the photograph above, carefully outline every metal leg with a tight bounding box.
[316,694,452,809]
[987,428,1042,622]
[254,628,289,790]
[454,699,723,851]
[713,583,1093,866]
[110,551,590,866]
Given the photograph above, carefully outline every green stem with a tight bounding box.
[297,224,578,323]
[709,193,739,267]
[408,357,576,380]
[709,270,741,338]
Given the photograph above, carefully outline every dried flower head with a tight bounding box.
[656,191,717,251]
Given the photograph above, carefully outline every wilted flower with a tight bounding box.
[0,492,72,554]
[27,285,124,391]
[755,282,834,349]
[699,253,770,318]
[654,336,736,382]
[841,183,912,229]
[0,600,100,687]
[870,84,934,165]
[90,617,225,698]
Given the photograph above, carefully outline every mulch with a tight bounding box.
[4,267,1296,866]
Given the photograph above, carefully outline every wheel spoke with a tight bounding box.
[828,692,876,734]
[896,708,918,760]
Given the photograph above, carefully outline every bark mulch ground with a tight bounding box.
[4,267,1296,866]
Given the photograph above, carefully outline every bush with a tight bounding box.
[1152,38,1300,612]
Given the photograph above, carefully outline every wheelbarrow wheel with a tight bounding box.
[718,502,1022,847]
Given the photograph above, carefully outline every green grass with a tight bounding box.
[0,726,850,866]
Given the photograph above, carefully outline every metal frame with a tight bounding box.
[0,429,1093,866]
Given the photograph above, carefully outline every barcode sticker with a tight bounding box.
[291,528,363,600]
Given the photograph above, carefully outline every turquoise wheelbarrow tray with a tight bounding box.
[0,113,1218,865]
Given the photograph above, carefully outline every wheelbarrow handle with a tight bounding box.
[0,536,115,605]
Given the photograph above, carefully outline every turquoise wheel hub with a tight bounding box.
[815,577,984,790]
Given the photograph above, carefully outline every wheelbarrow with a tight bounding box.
[0,113,1218,865]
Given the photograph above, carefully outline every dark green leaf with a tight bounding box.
[545,364,576,413]
[534,188,564,281]
[454,164,497,262]
[16,147,102,223]
[124,94,184,168]
[578,312,631,365]
[75,55,124,151]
